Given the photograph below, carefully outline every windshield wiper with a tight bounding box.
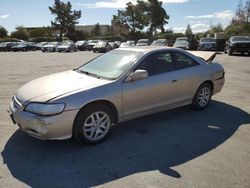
[75,69,101,79]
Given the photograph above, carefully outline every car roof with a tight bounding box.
[115,46,180,53]
[115,46,216,61]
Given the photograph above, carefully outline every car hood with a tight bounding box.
[174,44,188,47]
[232,41,250,44]
[58,45,70,48]
[16,70,111,104]
[200,42,216,44]
[13,45,25,48]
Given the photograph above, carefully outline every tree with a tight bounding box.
[225,0,250,36]
[185,24,193,37]
[112,1,149,34]
[49,0,81,41]
[211,23,224,33]
[29,27,53,38]
[0,26,8,38]
[11,27,29,40]
[91,23,101,36]
[146,0,170,34]
[232,0,250,24]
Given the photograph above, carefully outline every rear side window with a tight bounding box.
[175,52,199,70]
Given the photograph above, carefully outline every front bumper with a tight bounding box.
[9,97,78,140]
[231,46,250,53]
[213,77,225,95]
[42,47,56,52]
[58,47,69,52]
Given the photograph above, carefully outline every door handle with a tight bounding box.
[172,80,178,82]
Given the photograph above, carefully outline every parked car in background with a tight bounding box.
[9,47,224,144]
[127,40,135,46]
[34,42,48,50]
[75,40,88,51]
[114,41,121,48]
[176,37,189,42]
[58,41,77,52]
[108,42,115,49]
[93,41,112,53]
[119,42,134,48]
[11,42,37,52]
[0,42,19,51]
[151,39,168,46]
[136,39,151,46]
[173,40,190,50]
[198,38,217,51]
[224,36,250,55]
[86,40,100,51]
[42,42,60,52]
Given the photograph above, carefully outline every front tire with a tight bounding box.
[192,83,212,110]
[73,104,115,144]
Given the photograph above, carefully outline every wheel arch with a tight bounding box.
[73,99,119,131]
[199,80,214,93]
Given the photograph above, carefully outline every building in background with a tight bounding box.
[75,21,129,36]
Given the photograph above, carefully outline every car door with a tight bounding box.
[122,50,180,119]
[172,51,203,102]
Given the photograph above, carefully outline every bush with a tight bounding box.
[28,37,57,42]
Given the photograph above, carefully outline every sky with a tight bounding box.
[0,0,241,34]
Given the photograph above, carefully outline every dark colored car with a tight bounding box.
[93,41,112,53]
[198,38,217,51]
[75,40,88,51]
[224,36,250,55]
[151,39,168,46]
[58,42,77,52]
[0,42,19,51]
[136,39,151,46]
[11,42,37,52]
[34,42,48,50]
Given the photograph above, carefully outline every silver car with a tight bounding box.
[9,47,225,144]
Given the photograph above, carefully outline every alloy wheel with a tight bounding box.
[83,111,111,141]
[198,87,211,107]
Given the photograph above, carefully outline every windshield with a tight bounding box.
[201,38,215,42]
[138,39,149,43]
[61,42,70,45]
[48,42,58,45]
[231,36,250,41]
[176,38,188,41]
[120,43,130,47]
[175,40,188,45]
[152,39,166,45]
[77,50,142,80]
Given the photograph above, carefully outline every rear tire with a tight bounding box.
[192,83,212,110]
[73,104,115,145]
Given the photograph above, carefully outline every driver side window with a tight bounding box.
[137,51,175,76]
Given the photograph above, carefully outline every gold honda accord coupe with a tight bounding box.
[9,47,225,144]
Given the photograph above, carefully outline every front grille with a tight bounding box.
[235,43,250,48]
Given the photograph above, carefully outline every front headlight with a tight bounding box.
[25,103,65,116]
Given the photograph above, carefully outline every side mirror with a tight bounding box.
[125,69,148,82]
